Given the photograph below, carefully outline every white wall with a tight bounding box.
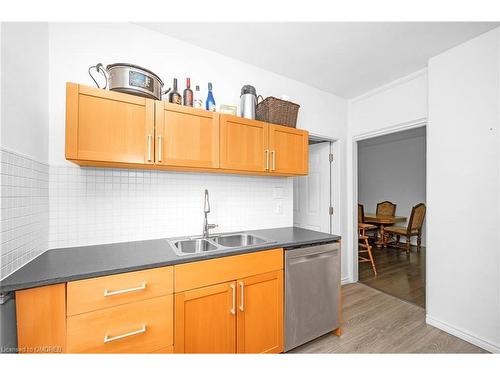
[48,23,347,166]
[1,23,50,280]
[1,23,49,162]
[350,69,428,135]
[346,70,428,282]
[426,28,500,352]
[46,23,349,278]
[358,127,426,245]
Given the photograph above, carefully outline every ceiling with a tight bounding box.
[139,22,499,98]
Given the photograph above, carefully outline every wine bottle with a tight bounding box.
[183,78,193,107]
[206,82,216,112]
[193,85,203,109]
[168,78,182,105]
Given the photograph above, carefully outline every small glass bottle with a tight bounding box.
[183,78,193,107]
[206,82,216,112]
[168,78,182,105]
[193,85,203,109]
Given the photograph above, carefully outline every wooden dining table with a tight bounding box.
[364,213,407,247]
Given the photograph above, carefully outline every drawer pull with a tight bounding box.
[103,324,146,343]
[239,281,244,312]
[230,283,236,315]
[103,282,146,297]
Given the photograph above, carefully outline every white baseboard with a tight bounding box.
[341,276,352,285]
[426,315,500,353]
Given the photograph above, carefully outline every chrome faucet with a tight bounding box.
[203,189,217,238]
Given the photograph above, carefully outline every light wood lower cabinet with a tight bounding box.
[15,250,284,354]
[236,270,283,354]
[67,295,173,354]
[174,282,236,354]
[173,249,284,354]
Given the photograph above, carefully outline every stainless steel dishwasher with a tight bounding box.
[285,241,340,351]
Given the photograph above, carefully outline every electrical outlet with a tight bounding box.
[275,201,283,214]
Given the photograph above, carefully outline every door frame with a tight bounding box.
[295,133,340,235]
[351,118,427,285]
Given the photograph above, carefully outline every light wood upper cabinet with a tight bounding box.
[174,282,236,354]
[219,115,269,172]
[155,102,219,168]
[66,83,155,165]
[66,83,308,176]
[269,124,309,175]
[236,270,283,354]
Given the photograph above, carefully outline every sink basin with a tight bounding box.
[172,238,218,254]
[167,232,276,256]
[211,234,266,247]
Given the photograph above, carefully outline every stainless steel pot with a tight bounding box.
[88,63,169,100]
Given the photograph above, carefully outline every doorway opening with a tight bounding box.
[355,124,427,308]
[293,135,338,235]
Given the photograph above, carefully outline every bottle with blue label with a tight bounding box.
[206,82,216,112]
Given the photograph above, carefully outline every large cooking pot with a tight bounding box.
[88,63,170,100]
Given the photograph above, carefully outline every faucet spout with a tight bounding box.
[202,189,217,238]
[204,189,210,213]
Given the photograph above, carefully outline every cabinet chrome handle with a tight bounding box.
[103,324,146,343]
[239,281,244,311]
[157,136,163,162]
[230,283,236,315]
[265,149,269,170]
[147,134,152,162]
[103,282,146,297]
[271,150,276,171]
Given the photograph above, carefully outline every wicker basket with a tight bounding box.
[256,96,300,128]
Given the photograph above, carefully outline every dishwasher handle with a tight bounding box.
[288,251,335,265]
[285,242,339,261]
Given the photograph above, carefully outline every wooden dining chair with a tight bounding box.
[358,203,377,240]
[358,220,377,276]
[376,201,397,216]
[358,204,377,276]
[384,203,426,254]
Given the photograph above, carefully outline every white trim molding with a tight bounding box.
[352,117,427,141]
[350,68,428,103]
[426,315,500,353]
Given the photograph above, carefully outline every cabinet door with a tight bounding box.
[155,102,219,168]
[66,83,155,165]
[219,115,269,172]
[236,270,283,354]
[269,125,308,175]
[174,282,236,353]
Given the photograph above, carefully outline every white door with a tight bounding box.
[293,142,331,233]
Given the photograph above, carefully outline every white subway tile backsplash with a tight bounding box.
[48,165,293,249]
[1,149,49,280]
[1,147,293,280]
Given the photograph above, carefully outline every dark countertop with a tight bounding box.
[0,227,340,293]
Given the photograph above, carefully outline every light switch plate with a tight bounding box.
[273,187,284,199]
[275,201,283,214]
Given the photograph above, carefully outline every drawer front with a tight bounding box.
[67,267,173,316]
[174,248,283,292]
[67,295,173,353]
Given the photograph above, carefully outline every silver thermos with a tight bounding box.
[240,85,258,119]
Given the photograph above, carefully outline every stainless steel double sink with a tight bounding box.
[166,232,275,256]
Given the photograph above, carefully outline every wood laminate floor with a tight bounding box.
[291,283,486,353]
[359,244,425,307]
